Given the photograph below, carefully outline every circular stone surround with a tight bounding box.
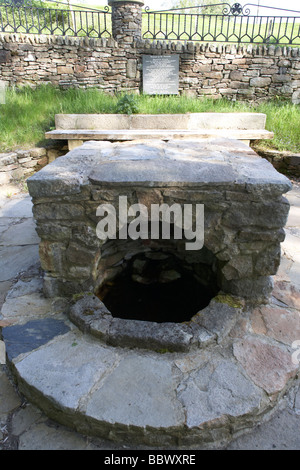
[68,292,241,352]
[1,264,300,449]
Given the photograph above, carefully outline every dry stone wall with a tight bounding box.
[0,33,300,103]
[0,144,67,184]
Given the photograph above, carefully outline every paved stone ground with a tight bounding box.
[0,180,300,451]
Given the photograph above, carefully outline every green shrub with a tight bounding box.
[116,94,139,115]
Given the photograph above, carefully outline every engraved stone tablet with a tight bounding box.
[142,55,179,95]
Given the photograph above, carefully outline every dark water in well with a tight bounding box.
[98,268,218,323]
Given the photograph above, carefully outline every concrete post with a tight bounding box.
[108,0,144,43]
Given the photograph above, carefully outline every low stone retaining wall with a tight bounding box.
[0,144,67,185]
[0,33,299,103]
[252,146,300,178]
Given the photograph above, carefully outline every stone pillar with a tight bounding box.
[108,0,144,43]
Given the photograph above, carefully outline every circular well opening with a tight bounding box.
[97,249,220,323]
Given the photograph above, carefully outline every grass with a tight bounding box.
[0,85,299,152]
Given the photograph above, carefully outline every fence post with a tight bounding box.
[108,0,144,42]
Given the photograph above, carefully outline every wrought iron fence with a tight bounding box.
[0,1,299,45]
[142,3,300,45]
[0,0,111,37]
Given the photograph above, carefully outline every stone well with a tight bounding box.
[9,136,297,447]
[28,137,291,304]
[27,137,293,352]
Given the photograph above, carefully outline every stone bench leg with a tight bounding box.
[68,140,84,151]
[240,139,250,146]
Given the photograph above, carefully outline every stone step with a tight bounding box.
[0,315,273,447]
[1,281,299,448]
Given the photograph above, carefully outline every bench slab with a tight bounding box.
[45,128,274,150]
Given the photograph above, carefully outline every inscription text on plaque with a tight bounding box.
[142,55,179,95]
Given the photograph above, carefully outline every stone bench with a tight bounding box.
[45,113,274,150]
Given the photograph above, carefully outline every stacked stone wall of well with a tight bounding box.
[0,33,300,103]
[30,180,289,302]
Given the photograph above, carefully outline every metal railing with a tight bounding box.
[0,1,299,45]
[142,3,300,45]
[0,0,111,37]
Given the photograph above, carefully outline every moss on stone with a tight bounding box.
[155,348,173,354]
[213,294,243,309]
[72,292,94,302]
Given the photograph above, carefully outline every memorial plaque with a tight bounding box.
[142,55,179,95]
